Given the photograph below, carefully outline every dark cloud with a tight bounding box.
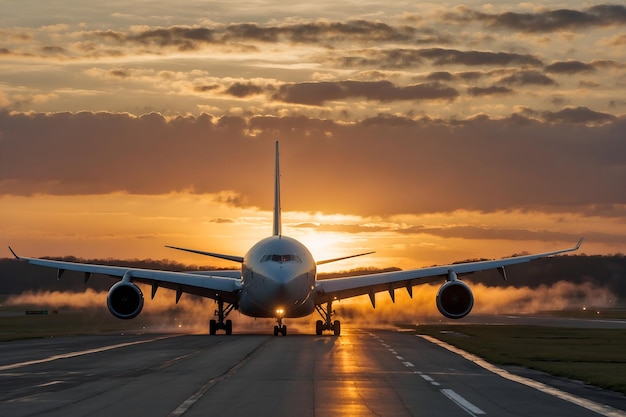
[225,82,266,98]
[272,80,458,105]
[90,27,217,52]
[109,69,131,78]
[498,70,556,86]
[1,110,624,218]
[88,21,425,52]
[541,106,616,125]
[41,46,65,54]
[194,84,220,93]
[338,48,543,69]
[545,61,595,74]
[451,4,626,33]
[426,72,454,81]
[419,48,543,66]
[224,20,417,44]
[467,86,513,96]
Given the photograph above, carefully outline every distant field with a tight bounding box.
[540,307,626,320]
[412,323,626,395]
[0,309,154,341]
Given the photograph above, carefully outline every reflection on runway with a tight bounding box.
[0,326,624,417]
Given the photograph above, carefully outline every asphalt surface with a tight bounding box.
[1,328,625,417]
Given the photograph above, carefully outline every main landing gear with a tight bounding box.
[209,299,235,335]
[315,301,341,336]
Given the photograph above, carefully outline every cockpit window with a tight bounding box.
[261,254,302,263]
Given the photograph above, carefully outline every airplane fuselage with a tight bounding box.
[239,235,317,318]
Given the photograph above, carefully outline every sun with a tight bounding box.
[287,228,374,271]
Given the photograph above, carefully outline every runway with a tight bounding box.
[1,328,624,417]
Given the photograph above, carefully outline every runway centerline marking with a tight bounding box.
[0,335,179,372]
[372,331,483,412]
[167,336,271,417]
[441,388,486,416]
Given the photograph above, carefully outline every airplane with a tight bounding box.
[9,141,583,336]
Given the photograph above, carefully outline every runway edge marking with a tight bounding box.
[0,335,180,372]
[419,335,626,417]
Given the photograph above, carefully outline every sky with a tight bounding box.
[1,1,625,271]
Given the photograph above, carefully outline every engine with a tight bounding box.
[107,281,144,319]
[436,280,474,319]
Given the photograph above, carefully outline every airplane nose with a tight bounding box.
[256,264,310,307]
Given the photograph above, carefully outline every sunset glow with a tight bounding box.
[1,1,625,269]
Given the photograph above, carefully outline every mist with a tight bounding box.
[5,280,616,333]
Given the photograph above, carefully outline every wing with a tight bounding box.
[9,248,242,304]
[314,238,583,305]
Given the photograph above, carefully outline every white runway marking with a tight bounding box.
[0,335,178,372]
[420,335,626,417]
[441,388,486,416]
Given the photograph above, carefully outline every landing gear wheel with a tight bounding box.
[274,325,287,336]
[315,301,340,336]
[209,299,235,335]
[333,320,341,336]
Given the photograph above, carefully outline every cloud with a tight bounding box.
[225,82,266,98]
[540,106,616,125]
[498,70,556,86]
[419,48,543,67]
[272,80,459,105]
[223,20,417,44]
[1,110,625,218]
[127,26,216,50]
[545,60,595,74]
[467,86,513,96]
[448,4,626,33]
[337,48,543,69]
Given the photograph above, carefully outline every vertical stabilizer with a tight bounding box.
[273,141,282,236]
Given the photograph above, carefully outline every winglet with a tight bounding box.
[575,237,584,250]
[273,141,282,237]
[8,246,20,260]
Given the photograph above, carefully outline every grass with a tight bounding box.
[412,324,626,395]
[0,309,156,341]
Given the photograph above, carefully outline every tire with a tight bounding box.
[274,325,279,336]
[282,325,287,336]
[316,320,323,335]
[209,320,217,335]
[225,320,232,335]
[333,320,341,336]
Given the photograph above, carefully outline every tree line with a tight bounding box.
[1,254,624,299]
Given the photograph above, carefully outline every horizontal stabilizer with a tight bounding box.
[165,246,244,263]
[316,251,375,266]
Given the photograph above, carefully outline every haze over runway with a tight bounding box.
[1,326,625,417]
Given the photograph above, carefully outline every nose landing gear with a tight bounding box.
[274,311,287,336]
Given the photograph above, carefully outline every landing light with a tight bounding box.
[276,308,284,315]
